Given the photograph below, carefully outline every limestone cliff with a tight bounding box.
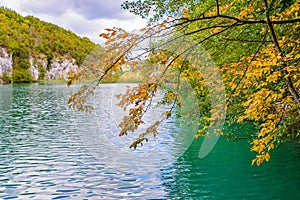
[0,47,13,77]
[0,7,96,83]
[0,47,78,83]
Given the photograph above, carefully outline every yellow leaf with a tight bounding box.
[183,13,190,18]
[182,9,188,13]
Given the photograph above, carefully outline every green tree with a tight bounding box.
[12,68,33,83]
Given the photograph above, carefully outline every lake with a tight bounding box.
[0,84,299,199]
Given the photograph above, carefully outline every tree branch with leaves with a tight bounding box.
[68,0,300,166]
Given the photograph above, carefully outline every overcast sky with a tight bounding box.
[0,0,147,44]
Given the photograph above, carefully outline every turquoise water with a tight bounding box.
[0,84,299,199]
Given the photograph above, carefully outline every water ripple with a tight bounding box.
[0,84,299,199]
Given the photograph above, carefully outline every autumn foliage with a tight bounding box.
[68,0,300,166]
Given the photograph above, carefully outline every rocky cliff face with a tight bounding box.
[0,47,79,83]
[46,58,78,80]
[0,47,13,77]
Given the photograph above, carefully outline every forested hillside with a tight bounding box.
[0,7,97,83]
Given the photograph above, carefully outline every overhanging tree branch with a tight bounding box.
[262,0,300,107]
[224,38,272,43]
[227,31,268,102]
[177,15,300,26]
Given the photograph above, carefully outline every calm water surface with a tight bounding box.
[0,84,299,199]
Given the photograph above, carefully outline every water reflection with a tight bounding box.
[162,137,300,199]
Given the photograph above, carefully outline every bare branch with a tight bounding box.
[176,15,300,26]
[216,0,220,16]
[225,38,272,43]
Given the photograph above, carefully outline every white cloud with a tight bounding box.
[0,0,147,44]
[35,9,147,44]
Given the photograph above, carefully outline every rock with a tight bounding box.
[0,47,13,77]
[0,47,78,81]
[29,55,39,81]
[46,57,78,80]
